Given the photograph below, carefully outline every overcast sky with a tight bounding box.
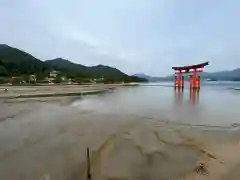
[0,0,240,76]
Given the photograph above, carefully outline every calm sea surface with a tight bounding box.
[73,82,240,126]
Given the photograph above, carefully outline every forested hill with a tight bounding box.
[0,44,146,83]
[45,58,126,79]
[0,44,51,75]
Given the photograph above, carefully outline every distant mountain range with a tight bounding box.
[134,68,240,82]
[133,73,165,82]
[0,44,146,83]
[201,69,240,81]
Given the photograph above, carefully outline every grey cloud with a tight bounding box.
[1,0,240,76]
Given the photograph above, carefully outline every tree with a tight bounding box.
[53,74,62,83]
[0,66,7,76]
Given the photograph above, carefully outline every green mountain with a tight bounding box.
[45,58,145,82]
[45,58,125,78]
[0,44,51,76]
[45,58,86,72]
[0,44,146,83]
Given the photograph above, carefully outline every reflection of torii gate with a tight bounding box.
[172,61,209,89]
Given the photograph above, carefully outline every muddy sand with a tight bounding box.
[0,84,120,99]
[0,95,240,180]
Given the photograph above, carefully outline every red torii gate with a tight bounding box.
[172,61,209,89]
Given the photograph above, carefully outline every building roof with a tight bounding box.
[172,61,209,71]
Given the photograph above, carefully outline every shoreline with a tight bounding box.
[6,89,110,99]
[0,84,127,100]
